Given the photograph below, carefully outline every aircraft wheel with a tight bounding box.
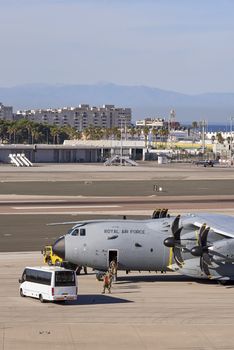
[20,288,25,297]
[218,280,227,285]
[39,294,45,303]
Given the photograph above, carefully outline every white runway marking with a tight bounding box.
[12,205,120,210]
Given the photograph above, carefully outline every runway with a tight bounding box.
[1,163,234,252]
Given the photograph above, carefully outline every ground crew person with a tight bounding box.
[102,271,112,294]
[109,259,117,281]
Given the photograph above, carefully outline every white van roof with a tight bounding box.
[25,266,74,272]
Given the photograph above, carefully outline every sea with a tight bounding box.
[207,124,232,132]
[184,124,232,132]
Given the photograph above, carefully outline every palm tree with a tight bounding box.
[50,126,60,144]
[191,121,198,143]
[64,126,81,140]
[192,121,198,130]
[103,128,112,140]
[31,125,43,144]
[83,126,94,140]
[7,122,19,144]
[158,127,169,145]
[151,127,158,142]
[143,126,150,146]
[93,127,104,140]
[40,124,50,144]
[0,121,7,142]
[216,132,224,144]
[111,127,121,140]
[136,127,142,141]
[129,127,136,140]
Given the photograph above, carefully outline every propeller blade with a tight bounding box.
[164,215,184,268]
[200,226,210,247]
[197,224,212,277]
[191,225,210,256]
[200,256,211,277]
[203,252,212,266]
[171,215,180,235]
[174,227,183,242]
[173,227,184,267]
[198,223,207,246]
[174,246,184,267]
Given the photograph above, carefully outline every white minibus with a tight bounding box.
[19,266,77,303]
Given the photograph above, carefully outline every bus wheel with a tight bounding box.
[39,294,44,303]
[20,289,25,297]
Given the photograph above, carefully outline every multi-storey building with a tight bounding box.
[17,104,132,130]
[135,117,165,129]
[0,103,13,121]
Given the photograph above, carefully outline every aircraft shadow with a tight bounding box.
[116,274,218,284]
[56,294,133,306]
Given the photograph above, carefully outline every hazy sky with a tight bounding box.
[1,0,234,93]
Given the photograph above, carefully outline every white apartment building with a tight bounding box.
[0,103,13,121]
[17,104,132,130]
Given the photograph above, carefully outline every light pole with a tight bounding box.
[120,118,123,166]
[230,117,234,160]
[200,120,207,155]
[120,116,125,166]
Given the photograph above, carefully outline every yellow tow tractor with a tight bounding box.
[41,245,63,266]
[41,245,87,275]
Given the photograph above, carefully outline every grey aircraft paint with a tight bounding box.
[52,212,234,281]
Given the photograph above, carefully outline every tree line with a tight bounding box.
[0,119,171,144]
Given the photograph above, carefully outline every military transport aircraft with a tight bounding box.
[52,210,234,281]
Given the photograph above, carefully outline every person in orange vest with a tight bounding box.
[102,271,112,294]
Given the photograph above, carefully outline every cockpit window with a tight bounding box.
[80,228,86,236]
[71,229,79,236]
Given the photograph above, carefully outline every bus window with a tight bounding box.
[80,229,86,236]
[25,269,52,285]
[55,271,76,286]
[22,269,26,282]
[37,271,52,285]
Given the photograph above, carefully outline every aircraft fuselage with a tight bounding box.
[54,219,173,272]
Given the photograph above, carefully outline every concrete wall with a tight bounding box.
[0,145,99,164]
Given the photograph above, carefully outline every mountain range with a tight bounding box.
[1,83,234,123]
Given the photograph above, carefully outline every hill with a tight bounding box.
[1,83,234,123]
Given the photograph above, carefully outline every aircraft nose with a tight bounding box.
[53,236,65,260]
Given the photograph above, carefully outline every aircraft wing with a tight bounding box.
[182,213,234,239]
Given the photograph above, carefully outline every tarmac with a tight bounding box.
[1,252,234,350]
[1,162,234,349]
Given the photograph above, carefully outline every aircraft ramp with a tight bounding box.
[104,155,138,166]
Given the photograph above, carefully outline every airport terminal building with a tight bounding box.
[0,140,146,164]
